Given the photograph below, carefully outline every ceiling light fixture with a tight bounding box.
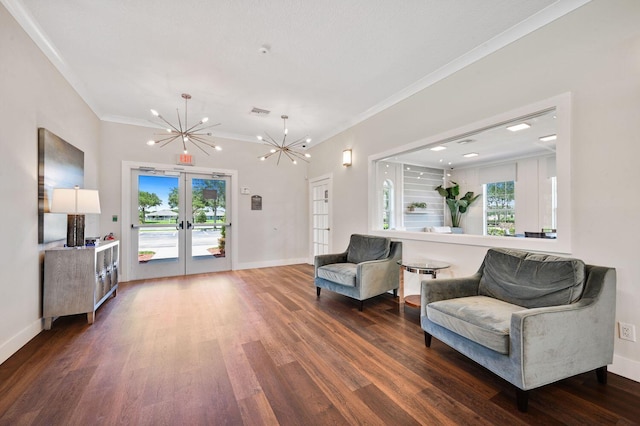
[430,146,446,151]
[147,93,221,155]
[258,115,311,165]
[539,134,557,142]
[507,122,531,132]
[463,152,479,158]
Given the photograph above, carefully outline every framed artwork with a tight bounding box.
[38,128,84,244]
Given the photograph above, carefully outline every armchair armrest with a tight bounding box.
[314,251,348,276]
[357,256,400,299]
[510,266,616,389]
[420,273,481,317]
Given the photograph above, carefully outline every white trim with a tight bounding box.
[611,354,640,383]
[121,161,239,281]
[0,319,42,365]
[368,93,572,254]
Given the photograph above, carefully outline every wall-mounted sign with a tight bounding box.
[251,195,262,210]
[177,153,194,166]
[203,189,218,200]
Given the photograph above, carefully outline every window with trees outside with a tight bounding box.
[382,180,393,230]
[485,181,515,236]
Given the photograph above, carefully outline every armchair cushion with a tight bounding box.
[478,248,586,308]
[317,263,357,287]
[346,234,391,264]
[427,296,525,354]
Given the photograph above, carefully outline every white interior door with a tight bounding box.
[130,169,231,280]
[310,176,332,260]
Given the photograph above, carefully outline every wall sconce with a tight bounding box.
[50,185,101,247]
[342,149,353,167]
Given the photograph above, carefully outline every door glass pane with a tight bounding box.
[191,178,226,258]
[137,175,179,263]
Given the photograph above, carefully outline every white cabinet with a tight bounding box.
[43,240,119,329]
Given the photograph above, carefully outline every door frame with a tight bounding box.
[121,161,238,282]
[308,173,333,264]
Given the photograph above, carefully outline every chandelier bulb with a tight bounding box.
[202,117,209,123]
[183,136,189,142]
[257,135,263,141]
[146,140,156,146]
[215,146,222,151]
[183,149,188,154]
[150,109,159,117]
[292,160,297,165]
[260,156,266,161]
[166,128,172,133]
[306,137,312,143]
[284,128,288,135]
[305,153,311,158]
[270,149,276,153]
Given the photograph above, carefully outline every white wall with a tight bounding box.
[0,5,101,364]
[308,0,640,382]
[99,121,309,279]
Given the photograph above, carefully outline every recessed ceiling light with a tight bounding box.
[463,152,479,158]
[539,134,557,142]
[430,146,446,151]
[507,123,531,132]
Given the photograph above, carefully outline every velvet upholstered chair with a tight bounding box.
[420,248,616,412]
[314,234,402,311]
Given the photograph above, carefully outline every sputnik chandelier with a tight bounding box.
[258,115,311,165]
[146,93,221,155]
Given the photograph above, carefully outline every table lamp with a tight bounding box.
[50,185,101,247]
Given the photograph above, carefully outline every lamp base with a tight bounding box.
[66,214,85,247]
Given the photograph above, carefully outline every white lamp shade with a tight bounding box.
[50,187,101,214]
[342,149,352,166]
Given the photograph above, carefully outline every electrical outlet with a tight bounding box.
[619,322,636,342]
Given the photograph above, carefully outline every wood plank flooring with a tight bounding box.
[1,264,639,425]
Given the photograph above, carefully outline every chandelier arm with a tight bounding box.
[158,135,181,148]
[286,136,309,148]
[263,132,281,147]
[176,108,184,134]
[281,149,299,164]
[276,150,283,166]
[261,139,282,150]
[154,115,182,134]
[185,122,221,133]
[181,135,187,153]
[288,151,310,162]
[189,135,217,147]
[189,140,211,156]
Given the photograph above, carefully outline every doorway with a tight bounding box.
[130,168,231,280]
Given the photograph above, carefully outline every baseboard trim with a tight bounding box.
[235,258,309,270]
[610,354,640,383]
[0,319,42,365]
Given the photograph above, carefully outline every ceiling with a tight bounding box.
[5,0,588,147]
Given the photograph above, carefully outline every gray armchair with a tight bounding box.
[421,248,616,412]
[314,234,402,311]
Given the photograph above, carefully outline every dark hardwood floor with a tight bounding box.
[1,264,639,425]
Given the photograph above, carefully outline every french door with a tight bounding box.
[131,169,231,280]
[309,176,332,260]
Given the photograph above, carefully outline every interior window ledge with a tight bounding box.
[371,229,571,254]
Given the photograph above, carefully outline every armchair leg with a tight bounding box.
[424,332,432,348]
[359,300,364,312]
[316,287,321,297]
[516,389,529,412]
[596,366,607,384]
[393,288,398,297]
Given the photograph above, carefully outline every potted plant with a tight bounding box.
[434,182,481,232]
[407,202,427,212]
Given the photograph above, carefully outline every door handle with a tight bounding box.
[176,220,184,230]
[187,221,193,229]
